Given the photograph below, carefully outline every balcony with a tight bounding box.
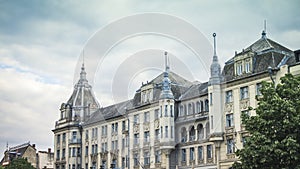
[69,138,81,144]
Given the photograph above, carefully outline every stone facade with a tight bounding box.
[53,31,299,169]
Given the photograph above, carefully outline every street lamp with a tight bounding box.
[268,66,275,84]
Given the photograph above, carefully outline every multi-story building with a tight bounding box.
[53,30,298,169]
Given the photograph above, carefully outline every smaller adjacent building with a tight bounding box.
[0,142,54,169]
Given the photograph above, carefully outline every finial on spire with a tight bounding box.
[213,33,217,56]
[164,51,170,72]
[262,20,267,38]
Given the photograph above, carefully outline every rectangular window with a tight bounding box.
[62,148,65,158]
[165,126,168,138]
[165,105,168,117]
[210,93,212,105]
[77,147,81,156]
[245,60,251,73]
[181,149,186,162]
[134,133,139,144]
[240,86,249,99]
[155,129,160,140]
[171,126,174,138]
[102,126,107,136]
[155,109,159,119]
[56,150,60,159]
[122,120,126,131]
[134,114,139,124]
[72,147,76,157]
[134,153,139,166]
[226,114,234,127]
[72,132,77,142]
[225,90,233,103]
[144,131,150,143]
[57,134,60,144]
[161,127,163,138]
[190,147,194,161]
[155,150,161,163]
[170,105,173,117]
[256,83,262,96]
[85,146,88,156]
[144,112,150,122]
[207,145,212,159]
[237,62,243,75]
[144,152,150,165]
[198,146,203,160]
[85,130,88,140]
[227,139,235,154]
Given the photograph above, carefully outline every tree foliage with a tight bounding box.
[233,74,300,169]
[5,158,35,169]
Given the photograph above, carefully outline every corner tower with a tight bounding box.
[208,33,223,141]
[159,52,176,169]
[53,62,100,169]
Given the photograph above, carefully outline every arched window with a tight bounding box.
[204,99,209,112]
[197,124,204,140]
[196,101,201,113]
[181,127,187,143]
[189,126,195,141]
[205,122,210,138]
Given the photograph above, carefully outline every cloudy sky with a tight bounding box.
[0,0,299,158]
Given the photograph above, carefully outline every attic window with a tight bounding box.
[245,59,251,73]
[236,62,243,75]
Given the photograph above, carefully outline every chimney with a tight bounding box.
[48,148,51,153]
[32,144,36,148]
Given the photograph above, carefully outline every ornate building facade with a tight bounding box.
[53,30,299,169]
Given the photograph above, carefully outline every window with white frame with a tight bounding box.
[170,105,173,117]
[134,133,139,144]
[112,123,118,133]
[155,129,160,140]
[198,146,203,160]
[207,145,212,159]
[236,61,243,75]
[144,152,150,165]
[226,114,234,127]
[256,83,262,96]
[155,150,161,163]
[102,126,107,136]
[240,86,249,99]
[190,147,195,161]
[165,126,168,138]
[245,59,251,73]
[196,101,201,113]
[144,131,150,143]
[225,90,233,103]
[227,139,235,154]
[164,105,168,117]
[144,111,150,122]
[181,149,186,162]
[134,114,139,125]
[155,109,159,119]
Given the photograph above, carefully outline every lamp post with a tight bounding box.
[268,66,275,84]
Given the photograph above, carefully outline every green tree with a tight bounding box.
[5,158,35,169]
[233,74,300,169]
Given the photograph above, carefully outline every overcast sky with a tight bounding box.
[0,0,299,158]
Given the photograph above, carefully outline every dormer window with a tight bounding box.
[245,59,251,73]
[236,61,243,75]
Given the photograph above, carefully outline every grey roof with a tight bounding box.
[133,71,193,107]
[179,82,208,101]
[84,100,133,125]
[223,35,295,81]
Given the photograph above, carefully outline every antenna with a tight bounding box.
[82,49,85,67]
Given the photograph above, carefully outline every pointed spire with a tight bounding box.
[80,50,87,82]
[160,51,174,100]
[209,33,221,85]
[213,33,217,57]
[262,20,267,38]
